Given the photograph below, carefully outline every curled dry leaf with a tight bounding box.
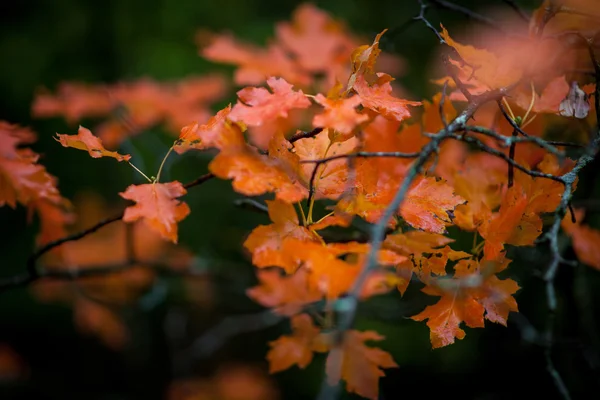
[55,126,131,161]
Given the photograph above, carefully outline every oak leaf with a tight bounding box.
[120,181,190,243]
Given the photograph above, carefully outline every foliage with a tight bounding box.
[1,1,600,399]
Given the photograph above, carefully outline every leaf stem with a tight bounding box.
[297,202,308,227]
[155,145,174,183]
[127,161,153,183]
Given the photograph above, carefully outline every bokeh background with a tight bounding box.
[1,0,599,399]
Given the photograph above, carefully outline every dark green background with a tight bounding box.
[1,1,600,399]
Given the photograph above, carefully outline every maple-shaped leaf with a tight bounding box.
[354,73,421,122]
[55,126,131,161]
[312,94,368,140]
[209,132,307,202]
[293,129,358,200]
[120,181,190,243]
[412,258,519,348]
[326,330,397,400]
[400,176,465,233]
[479,186,542,260]
[281,238,360,299]
[267,313,323,373]
[514,76,570,114]
[244,200,317,272]
[247,268,322,316]
[0,122,61,208]
[174,105,245,154]
[229,77,311,128]
[346,29,387,92]
[32,82,113,124]
[275,4,354,73]
[562,209,600,270]
[201,33,310,86]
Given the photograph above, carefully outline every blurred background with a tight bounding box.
[1,0,600,399]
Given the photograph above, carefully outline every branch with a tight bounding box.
[317,87,508,397]
[1,172,216,293]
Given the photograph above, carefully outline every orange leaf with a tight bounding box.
[401,176,465,233]
[562,210,600,270]
[293,129,358,200]
[201,33,310,86]
[174,105,245,154]
[0,122,62,209]
[413,258,519,348]
[244,200,316,272]
[247,268,321,316]
[312,94,368,140]
[120,181,190,243]
[440,25,522,90]
[346,29,387,92]
[267,314,322,373]
[55,126,131,161]
[275,4,354,73]
[229,77,311,127]
[326,330,397,400]
[210,132,307,202]
[354,73,421,122]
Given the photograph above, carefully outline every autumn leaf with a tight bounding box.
[354,73,421,122]
[229,77,311,128]
[243,200,317,272]
[55,126,131,161]
[400,176,465,233]
[201,33,311,86]
[120,181,190,243]
[174,105,245,154]
[246,268,322,316]
[346,29,387,92]
[267,313,323,373]
[275,3,354,73]
[0,122,61,209]
[325,330,397,400]
[562,209,600,270]
[412,258,519,348]
[312,94,368,140]
[209,132,307,202]
[293,129,358,200]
